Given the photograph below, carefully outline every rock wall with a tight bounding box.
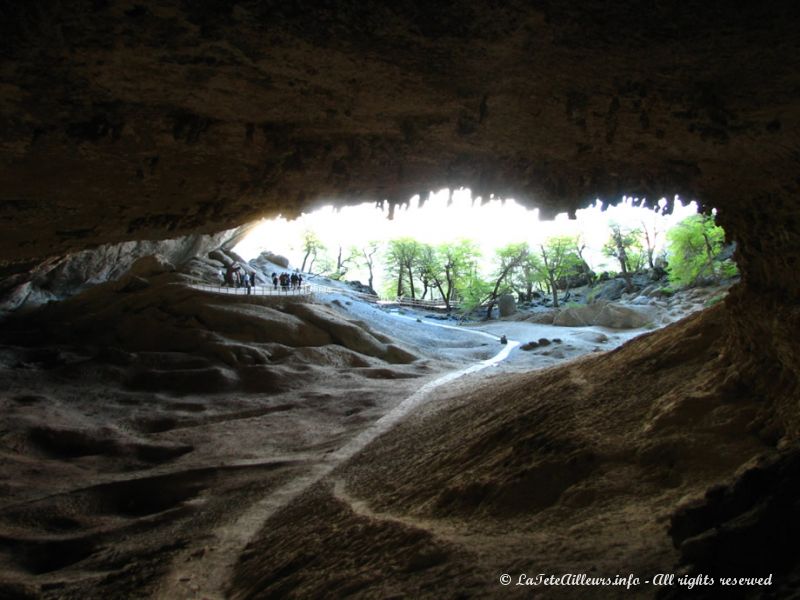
[0,2,797,425]
[2,5,800,593]
[1,2,798,283]
[0,228,244,314]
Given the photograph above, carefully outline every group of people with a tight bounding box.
[271,271,303,290]
[223,262,256,290]
[219,263,305,295]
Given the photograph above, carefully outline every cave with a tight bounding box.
[1,2,799,598]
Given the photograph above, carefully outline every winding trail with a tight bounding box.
[155,314,519,600]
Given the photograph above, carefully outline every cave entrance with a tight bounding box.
[234,189,724,310]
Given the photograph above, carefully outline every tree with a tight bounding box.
[574,233,590,271]
[332,245,360,279]
[408,241,480,307]
[666,214,737,286]
[511,251,546,302]
[415,239,483,311]
[458,263,492,319]
[300,230,325,273]
[440,240,481,310]
[360,241,380,291]
[414,243,438,300]
[602,225,643,292]
[640,215,661,270]
[385,238,422,298]
[484,242,529,319]
[538,236,582,307]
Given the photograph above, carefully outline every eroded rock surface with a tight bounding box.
[230,304,774,599]
[1,2,799,291]
[0,228,245,314]
[1,2,800,598]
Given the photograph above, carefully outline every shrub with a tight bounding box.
[666,214,738,287]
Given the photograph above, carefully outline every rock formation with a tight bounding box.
[0,227,246,314]
[1,1,799,597]
[497,293,517,317]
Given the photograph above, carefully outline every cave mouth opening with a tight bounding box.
[234,188,703,298]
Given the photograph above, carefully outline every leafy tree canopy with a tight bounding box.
[666,214,737,286]
[536,236,583,307]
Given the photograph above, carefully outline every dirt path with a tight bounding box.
[330,477,465,544]
[154,321,520,599]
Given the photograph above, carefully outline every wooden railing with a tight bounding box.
[191,281,458,311]
[191,283,313,296]
[191,282,379,302]
[391,296,460,310]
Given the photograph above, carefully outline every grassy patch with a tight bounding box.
[704,293,726,307]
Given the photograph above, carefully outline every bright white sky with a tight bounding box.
[234,188,697,293]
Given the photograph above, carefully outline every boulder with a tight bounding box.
[223,250,257,275]
[251,251,290,270]
[554,305,595,327]
[554,301,658,329]
[557,270,595,289]
[208,249,233,267]
[181,257,226,283]
[595,303,655,328]
[498,294,517,317]
[346,280,378,296]
[589,278,628,303]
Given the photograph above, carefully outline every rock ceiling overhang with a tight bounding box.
[1,1,798,294]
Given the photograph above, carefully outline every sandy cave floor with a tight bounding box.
[228,302,769,600]
[0,285,739,599]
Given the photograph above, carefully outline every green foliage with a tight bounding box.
[299,230,327,273]
[511,251,547,300]
[602,224,645,274]
[314,254,336,276]
[360,241,381,292]
[301,230,324,252]
[433,239,482,306]
[493,242,529,287]
[470,242,532,318]
[720,260,739,279]
[658,286,675,297]
[458,269,492,313]
[666,214,737,286]
[586,286,602,302]
[385,237,483,306]
[534,236,583,307]
[385,238,422,298]
[704,293,726,307]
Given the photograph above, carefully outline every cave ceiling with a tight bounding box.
[1,1,799,270]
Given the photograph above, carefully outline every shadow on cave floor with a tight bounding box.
[0,266,792,599]
[227,302,798,600]
[0,268,505,598]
